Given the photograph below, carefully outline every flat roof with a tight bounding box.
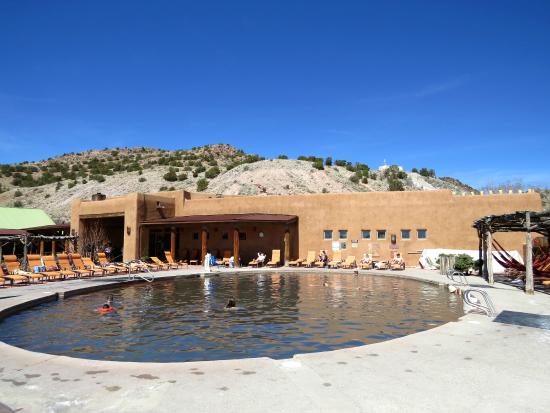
[25,224,70,232]
[0,207,55,229]
[142,213,298,226]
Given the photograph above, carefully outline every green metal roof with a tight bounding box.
[0,207,55,230]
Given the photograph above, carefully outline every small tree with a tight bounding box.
[388,177,404,191]
[78,219,108,258]
[277,155,288,159]
[205,166,220,179]
[313,159,324,170]
[197,178,209,192]
[163,168,178,182]
[454,254,474,273]
[325,157,332,166]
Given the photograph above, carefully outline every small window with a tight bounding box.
[239,232,246,241]
[222,232,229,240]
[401,229,411,240]
[361,229,371,240]
[417,229,427,239]
[377,230,386,240]
[339,229,348,239]
[192,232,199,240]
[323,230,333,240]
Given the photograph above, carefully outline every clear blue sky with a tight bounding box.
[1,1,549,188]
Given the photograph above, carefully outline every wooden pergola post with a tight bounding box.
[284,230,290,266]
[525,212,534,295]
[482,232,488,280]
[201,229,207,264]
[51,240,56,255]
[23,235,28,271]
[170,227,177,260]
[233,228,240,267]
[39,240,45,256]
[486,230,494,285]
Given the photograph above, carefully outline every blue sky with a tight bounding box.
[0,1,549,188]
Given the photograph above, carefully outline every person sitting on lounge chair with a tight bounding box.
[390,253,405,270]
[318,250,328,267]
[229,256,235,268]
[256,252,266,267]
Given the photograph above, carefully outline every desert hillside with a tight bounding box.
[0,144,479,223]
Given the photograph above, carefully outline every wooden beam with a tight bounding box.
[525,212,534,295]
[201,229,207,265]
[170,227,177,260]
[486,231,494,285]
[233,228,240,268]
[284,230,290,265]
[39,240,45,256]
[482,233,488,280]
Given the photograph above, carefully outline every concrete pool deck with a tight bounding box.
[0,267,549,413]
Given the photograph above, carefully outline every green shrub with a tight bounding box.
[196,178,209,192]
[277,155,288,159]
[45,194,50,199]
[55,182,63,191]
[90,174,105,183]
[159,186,168,191]
[454,254,474,273]
[325,157,332,166]
[14,190,23,197]
[139,177,147,182]
[388,177,404,191]
[177,173,188,181]
[313,160,324,170]
[205,166,220,179]
[349,173,361,183]
[68,181,77,189]
[163,168,178,182]
[13,200,23,208]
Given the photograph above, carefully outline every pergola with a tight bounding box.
[473,210,550,294]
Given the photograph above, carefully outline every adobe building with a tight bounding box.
[70,189,542,266]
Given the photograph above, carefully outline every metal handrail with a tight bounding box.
[463,288,496,317]
[446,269,469,286]
[127,260,155,283]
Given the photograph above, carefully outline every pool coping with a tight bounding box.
[1,267,550,412]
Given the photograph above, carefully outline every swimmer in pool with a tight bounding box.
[225,297,236,309]
[101,295,114,310]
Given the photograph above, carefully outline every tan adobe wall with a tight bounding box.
[179,190,542,265]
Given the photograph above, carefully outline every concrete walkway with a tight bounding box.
[1,267,549,413]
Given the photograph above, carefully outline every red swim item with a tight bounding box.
[96,307,115,313]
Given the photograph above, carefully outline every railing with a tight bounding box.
[127,260,155,283]
[446,269,469,286]
[462,289,497,317]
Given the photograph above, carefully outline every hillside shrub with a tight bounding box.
[163,168,178,182]
[197,178,209,192]
[14,190,23,197]
[13,200,23,208]
[68,181,77,189]
[277,155,288,159]
[388,177,404,191]
[90,174,106,183]
[139,177,147,182]
[205,166,220,179]
[177,173,188,181]
[325,157,332,166]
[313,159,324,170]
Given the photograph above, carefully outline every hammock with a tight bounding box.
[492,239,550,277]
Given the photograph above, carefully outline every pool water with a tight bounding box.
[0,273,463,362]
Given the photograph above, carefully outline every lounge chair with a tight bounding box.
[164,251,189,268]
[374,260,389,270]
[359,254,373,269]
[288,257,305,267]
[342,255,356,268]
[219,250,232,266]
[248,257,259,267]
[328,251,343,268]
[188,249,199,265]
[27,254,65,281]
[57,253,93,278]
[266,250,281,267]
[304,251,317,267]
[97,252,130,273]
[150,256,171,270]
[0,276,5,287]
[3,255,43,283]
[71,253,102,276]
[81,256,113,275]
[43,256,78,279]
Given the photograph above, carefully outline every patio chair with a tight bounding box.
[150,256,171,270]
[304,251,317,267]
[266,250,281,267]
[81,256,112,275]
[164,251,189,268]
[27,254,65,281]
[97,252,130,273]
[57,253,93,278]
[188,249,199,265]
[288,257,305,267]
[359,254,373,269]
[328,251,343,268]
[3,255,43,283]
[43,256,78,279]
[342,255,356,268]
[71,253,102,276]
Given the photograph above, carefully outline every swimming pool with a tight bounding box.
[0,272,463,362]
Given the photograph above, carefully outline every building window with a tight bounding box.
[323,230,333,240]
[417,229,427,239]
[192,232,199,240]
[239,232,246,241]
[339,229,348,239]
[361,229,371,239]
[222,232,228,240]
[377,230,386,240]
[401,229,411,240]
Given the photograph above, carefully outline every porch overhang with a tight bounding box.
[140,213,298,226]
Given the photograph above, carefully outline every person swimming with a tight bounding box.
[98,295,115,312]
[225,297,236,309]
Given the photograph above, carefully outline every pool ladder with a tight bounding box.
[446,269,469,286]
[446,270,496,317]
[127,260,155,283]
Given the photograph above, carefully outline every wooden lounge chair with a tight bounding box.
[164,251,188,268]
[57,253,93,278]
[0,276,5,288]
[288,257,305,267]
[342,255,356,269]
[3,255,44,283]
[248,257,259,267]
[359,254,373,269]
[150,256,171,270]
[97,252,130,273]
[71,253,101,276]
[81,256,113,275]
[328,251,343,268]
[43,256,78,279]
[304,251,317,267]
[27,254,65,281]
[188,249,199,265]
[218,250,232,266]
[266,250,281,267]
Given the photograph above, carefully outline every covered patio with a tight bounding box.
[139,213,298,266]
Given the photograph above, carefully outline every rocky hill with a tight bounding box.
[0,144,479,223]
